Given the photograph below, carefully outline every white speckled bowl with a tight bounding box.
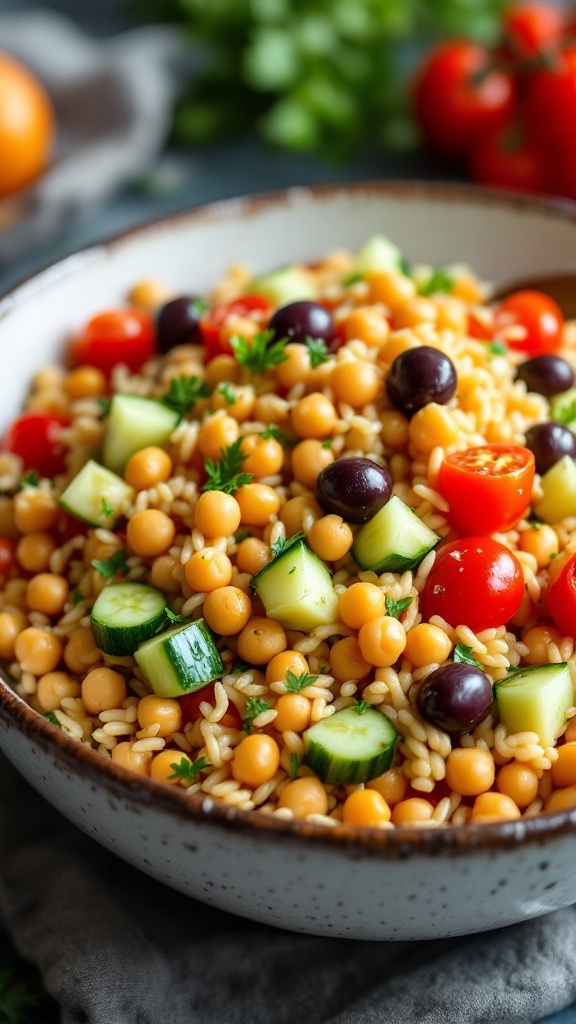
[2,182,576,941]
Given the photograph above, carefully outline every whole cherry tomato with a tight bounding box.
[500,2,565,62]
[439,444,535,535]
[71,309,155,375]
[413,41,516,160]
[421,536,525,632]
[0,537,16,581]
[469,120,550,194]
[3,411,69,477]
[548,552,576,637]
[199,295,272,361]
[495,290,563,355]
[179,682,242,730]
[526,46,576,161]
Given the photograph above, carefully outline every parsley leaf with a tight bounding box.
[555,398,576,426]
[270,530,304,559]
[285,670,318,693]
[242,697,271,732]
[165,608,188,624]
[304,335,329,368]
[231,329,288,373]
[0,969,38,1024]
[260,424,286,442]
[162,375,211,417]
[91,548,129,579]
[191,298,209,316]
[385,595,413,619]
[18,470,39,490]
[73,589,83,605]
[419,268,454,296]
[98,397,111,420]
[101,496,114,518]
[322,438,333,450]
[231,657,252,674]
[487,341,507,358]
[355,700,370,714]
[530,518,545,530]
[234,531,252,544]
[289,753,300,780]
[218,381,236,405]
[453,642,483,669]
[202,438,253,495]
[44,710,62,727]
[168,755,211,783]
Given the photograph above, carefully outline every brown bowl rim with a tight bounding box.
[2,178,576,858]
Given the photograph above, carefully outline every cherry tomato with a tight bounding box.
[413,41,516,160]
[199,295,272,361]
[495,290,563,355]
[3,411,69,477]
[526,46,576,161]
[179,683,242,730]
[548,552,576,636]
[500,3,565,62]
[467,308,494,340]
[0,537,16,581]
[469,120,550,194]
[71,309,155,375]
[439,444,535,535]
[421,536,525,632]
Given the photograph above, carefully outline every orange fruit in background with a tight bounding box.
[0,51,55,198]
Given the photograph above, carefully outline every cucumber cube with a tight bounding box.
[352,495,440,574]
[533,454,576,524]
[103,394,180,475]
[350,235,405,279]
[251,539,339,631]
[249,266,316,305]
[59,459,134,528]
[135,618,224,698]
[550,388,576,432]
[495,663,574,747]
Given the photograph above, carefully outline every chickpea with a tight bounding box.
[408,403,459,453]
[204,354,241,388]
[330,637,371,682]
[137,694,182,737]
[343,307,389,348]
[129,277,173,310]
[404,623,452,669]
[13,491,59,534]
[194,491,241,538]
[366,270,416,310]
[343,788,391,826]
[211,384,255,421]
[127,509,176,558]
[331,361,381,407]
[307,515,353,562]
[379,332,421,366]
[16,532,56,573]
[265,650,309,685]
[26,573,69,616]
[235,483,280,526]
[203,586,252,636]
[291,393,337,440]
[232,733,280,786]
[111,741,151,776]
[184,547,232,592]
[338,583,386,631]
[0,609,28,660]
[280,495,323,537]
[519,525,559,568]
[82,667,127,714]
[150,749,194,784]
[358,615,406,667]
[64,365,107,400]
[367,767,408,806]
[552,743,576,788]
[278,776,328,818]
[273,693,311,733]
[521,624,563,665]
[150,554,181,594]
[545,787,576,813]
[291,439,334,490]
[14,627,63,675]
[394,296,438,330]
[496,761,539,808]
[36,671,80,711]
[470,792,521,823]
[64,626,100,674]
[236,537,270,576]
[379,409,410,449]
[237,616,287,665]
[445,748,495,797]
[124,447,173,490]
[240,434,284,478]
[198,414,239,461]
[391,798,434,826]
[276,343,312,389]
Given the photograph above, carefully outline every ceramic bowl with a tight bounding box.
[2,182,576,941]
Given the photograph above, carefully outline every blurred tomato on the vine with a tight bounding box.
[500,2,565,62]
[469,120,550,194]
[0,52,55,198]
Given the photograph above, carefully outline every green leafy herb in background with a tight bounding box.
[18,471,39,490]
[285,670,318,693]
[101,497,114,518]
[44,711,61,728]
[202,438,253,494]
[304,336,329,368]
[385,595,413,619]
[242,697,271,732]
[168,755,211,783]
[453,642,483,669]
[289,753,300,779]
[355,700,370,715]
[219,382,236,405]
[0,970,38,1024]
[134,0,509,159]
[162,375,211,417]
[260,424,287,443]
[91,548,129,580]
[231,329,288,374]
[270,530,305,559]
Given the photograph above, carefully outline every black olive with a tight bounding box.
[315,458,392,524]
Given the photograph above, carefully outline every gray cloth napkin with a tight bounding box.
[0,755,575,1024]
[0,9,184,262]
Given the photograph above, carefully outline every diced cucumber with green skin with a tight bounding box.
[59,459,135,528]
[91,582,167,656]
[303,706,397,785]
[533,454,576,524]
[352,495,440,574]
[102,394,180,475]
[495,663,574,747]
[249,265,316,305]
[135,618,224,698]
[251,538,339,631]
[550,387,576,432]
[348,235,405,281]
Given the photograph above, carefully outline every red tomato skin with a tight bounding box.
[179,683,242,730]
[200,295,272,361]
[71,309,155,375]
[526,47,576,159]
[0,537,16,581]
[421,536,525,632]
[500,3,564,62]
[413,41,516,160]
[469,121,551,194]
[495,290,563,355]
[3,412,69,477]
[438,444,535,536]
[547,554,576,637]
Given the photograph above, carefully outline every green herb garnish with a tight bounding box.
[304,335,330,368]
[419,268,454,296]
[162,374,211,417]
[165,607,188,624]
[285,670,318,693]
[73,589,83,605]
[487,340,507,358]
[234,531,252,544]
[270,530,304,559]
[289,753,300,780]
[18,470,39,490]
[231,657,252,674]
[453,642,483,669]
[260,424,286,442]
[191,298,209,316]
[101,496,114,518]
[231,329,288,374]
[355,700,370,714]
[218,381,236,405]
[202,438,253,495]
[98,396,111,420]
[168,755,211,783]
[242,697,271,732]
[91,548,129,580]
[44,711,62,727]
[0,969,38,1024]
[530,518,545,530]
[555,398,576,426]
[385,595,413,619]
[321,438,333,449]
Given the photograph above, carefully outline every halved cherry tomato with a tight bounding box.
[469,120,550,195]
[548,553,576,637]
[439,444,535,535]
[500,2,565,62]
[70,309,155,375]
[3,411,69,477]
[495,290,563,355]
[467,308,494,340]
[179,682,242,730]
[199,294,272,361]
[421,536,525,632]
[413,41,516,160]
[0,537,16,581]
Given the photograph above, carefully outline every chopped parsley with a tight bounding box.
[165,607,188,624]
[202,438,253,495]
[234,531,252,544]
[97,396,111,420]
[44,711,62,727]
[530,518,545,530]
[73,589,84,605]
[419,268,454,296]
[0,969,38,1024]
[260,424,286,442]
[321,438,333,449]
[355,700,370,714]
[191,298,209,316]
[231,328,288,374]
[289,753,300,779]
[218,381,236,405]
[285,670,318,693]
[270,530,304,559]
[101,496,114,518]
[304,335,330,368]
[242,697,271,732]
[18,470,39,490]
[168,755,211,783]
[487,341,507,358]
[162,374,211,417]
[91,548,129,580]
[385,595,413,619]
[231,657,252,674]
[453,642,483,669]
[555,398,576,426]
